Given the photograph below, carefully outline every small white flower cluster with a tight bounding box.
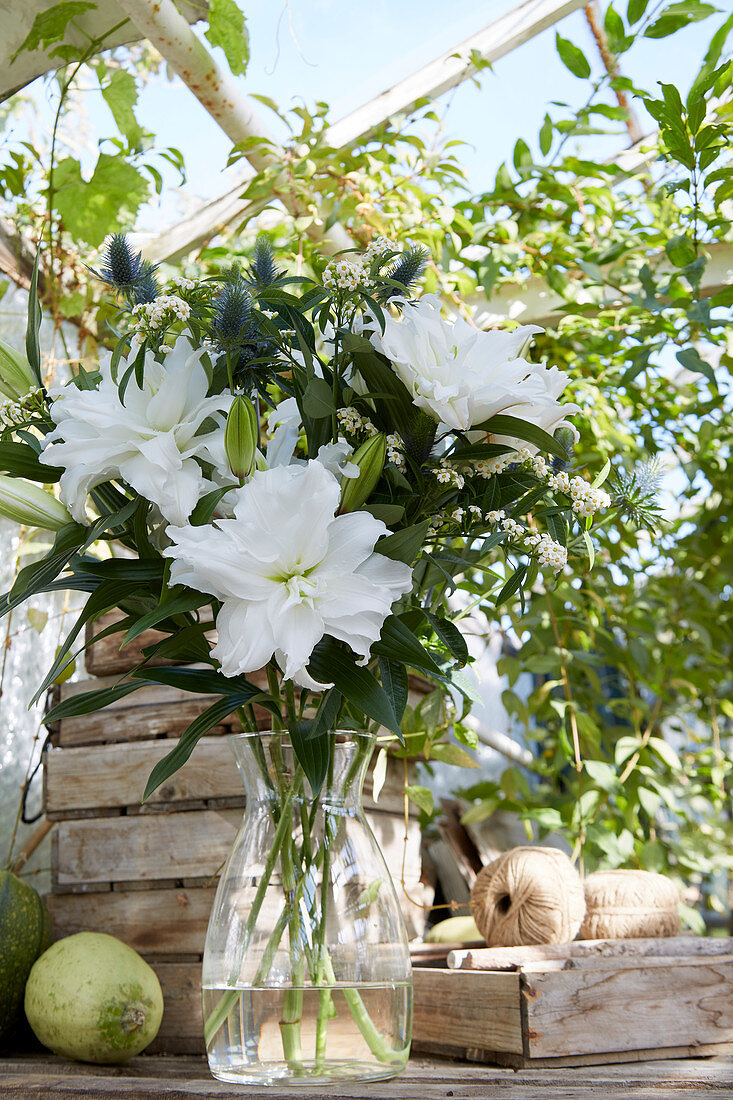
[386,433,406,470]
[485,509,568,573]
[172,276,196,291]
[435,460,465,490]
[132,294,191,336]
[473,454,513,478]
[526,532,569,571]
[365,236,394,258]
[0,387,43,429]
[546,472,611,517]
[337,406,378,437]
[323,256,372,292]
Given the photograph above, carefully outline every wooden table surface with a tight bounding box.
[1,1054,733,1099]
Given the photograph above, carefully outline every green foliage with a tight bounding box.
[10,1,96,63]
[52,154,150,247]
[204,0,250,76]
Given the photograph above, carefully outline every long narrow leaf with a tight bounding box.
[307,641,402,740]
[143,691,261,800]
[476,413,569,461]
[25,248,43,386]
[372,615,441,675]
[45,679,151,724]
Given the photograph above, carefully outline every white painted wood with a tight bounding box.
[327,0,588,149]
[0,0,206,101]
[467,240,733,327]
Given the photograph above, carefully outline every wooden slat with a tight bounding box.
[150,962,204,1054]
[449,936,731,971]
[413,968,523,1056]
[46,887,216,956]
[44,737,417,818]
[53,807,422,889]
[524,957,733,1058]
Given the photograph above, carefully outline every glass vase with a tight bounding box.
[201,730,413,1085]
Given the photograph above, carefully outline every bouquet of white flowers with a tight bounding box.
[0,234,609,1083]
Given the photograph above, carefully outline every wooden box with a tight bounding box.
[43,613,429,1054]
[412,937,733,1068]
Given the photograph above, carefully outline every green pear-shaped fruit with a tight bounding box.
[0,870,51,1039]
[24,932,164,1063]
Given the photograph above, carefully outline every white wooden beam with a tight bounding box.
[327,0,588,149]
[467,240,733,328]
[116,0,352,252]
[143,0,588,264]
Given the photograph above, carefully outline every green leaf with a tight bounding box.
[143,692,258,801]
[10,1,96,63]
[648,736,682,770]
[424,610,469,665]
[645,2,717,38]
[3,522,85,616]
[0,442,62,481]
[26,249,43,387]
[45,679,150,725]
[373,615,441,675]
[100,68,144,145]
[584,759,618,791]
[405,784,434,815]
[302,376,336,419]
[130,665,259,697]
[627,0,650,23]
[53,153,149,247]
[378,658,409,723]
[123,590,209,645]
[539,113,553,156]
[555,33,591,78]
[205,0,250,76]
[494,564,527,608]
[475,413,570,461]
[307,640,402,740]
[430,743,479,768]
[375,521,428,564]
[676,347,716,386]
[582,530,595,569]
[287,719,331,797]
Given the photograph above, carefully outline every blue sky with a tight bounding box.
[4,1,725,231]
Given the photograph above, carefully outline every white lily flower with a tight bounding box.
[366,295,579,436]
[164,460,413,690]
[40,336,234,526]
[265,398,357,478]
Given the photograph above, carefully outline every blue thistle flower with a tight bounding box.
[211,276,252,352]
[248,235,281,288]
[131,262,160,304]
[378,246,429,301]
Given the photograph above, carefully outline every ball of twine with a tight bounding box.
[470,846,586,948]
[579,870,680,940]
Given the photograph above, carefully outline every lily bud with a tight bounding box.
[225,395,258,481]
[339,433,386,513]
[0,476,71,530]
[0,338,36,401]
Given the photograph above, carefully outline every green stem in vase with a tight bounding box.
[203,775,300,1048]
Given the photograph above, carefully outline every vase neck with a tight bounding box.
[228,730,375,805]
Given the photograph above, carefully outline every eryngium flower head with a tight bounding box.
[211,276,252,352]
[611,458,664,530]
[248,235,281,288]
[132,262,160,305]
[96,234,147,288]
[377,246,429,301]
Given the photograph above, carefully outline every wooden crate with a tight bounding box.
[412,937,733,1068]
[43,613,429,1054]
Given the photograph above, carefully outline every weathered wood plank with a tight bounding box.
[450,936,731,971]
[412,968,523,1056]
[53,808,422,889]
[46,887,216,955]
[44,737,417,818]
[2,1051,733,1097]
[524,958,733,1058]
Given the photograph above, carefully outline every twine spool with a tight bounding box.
[579,870,680,940]
[470,847,586,947]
